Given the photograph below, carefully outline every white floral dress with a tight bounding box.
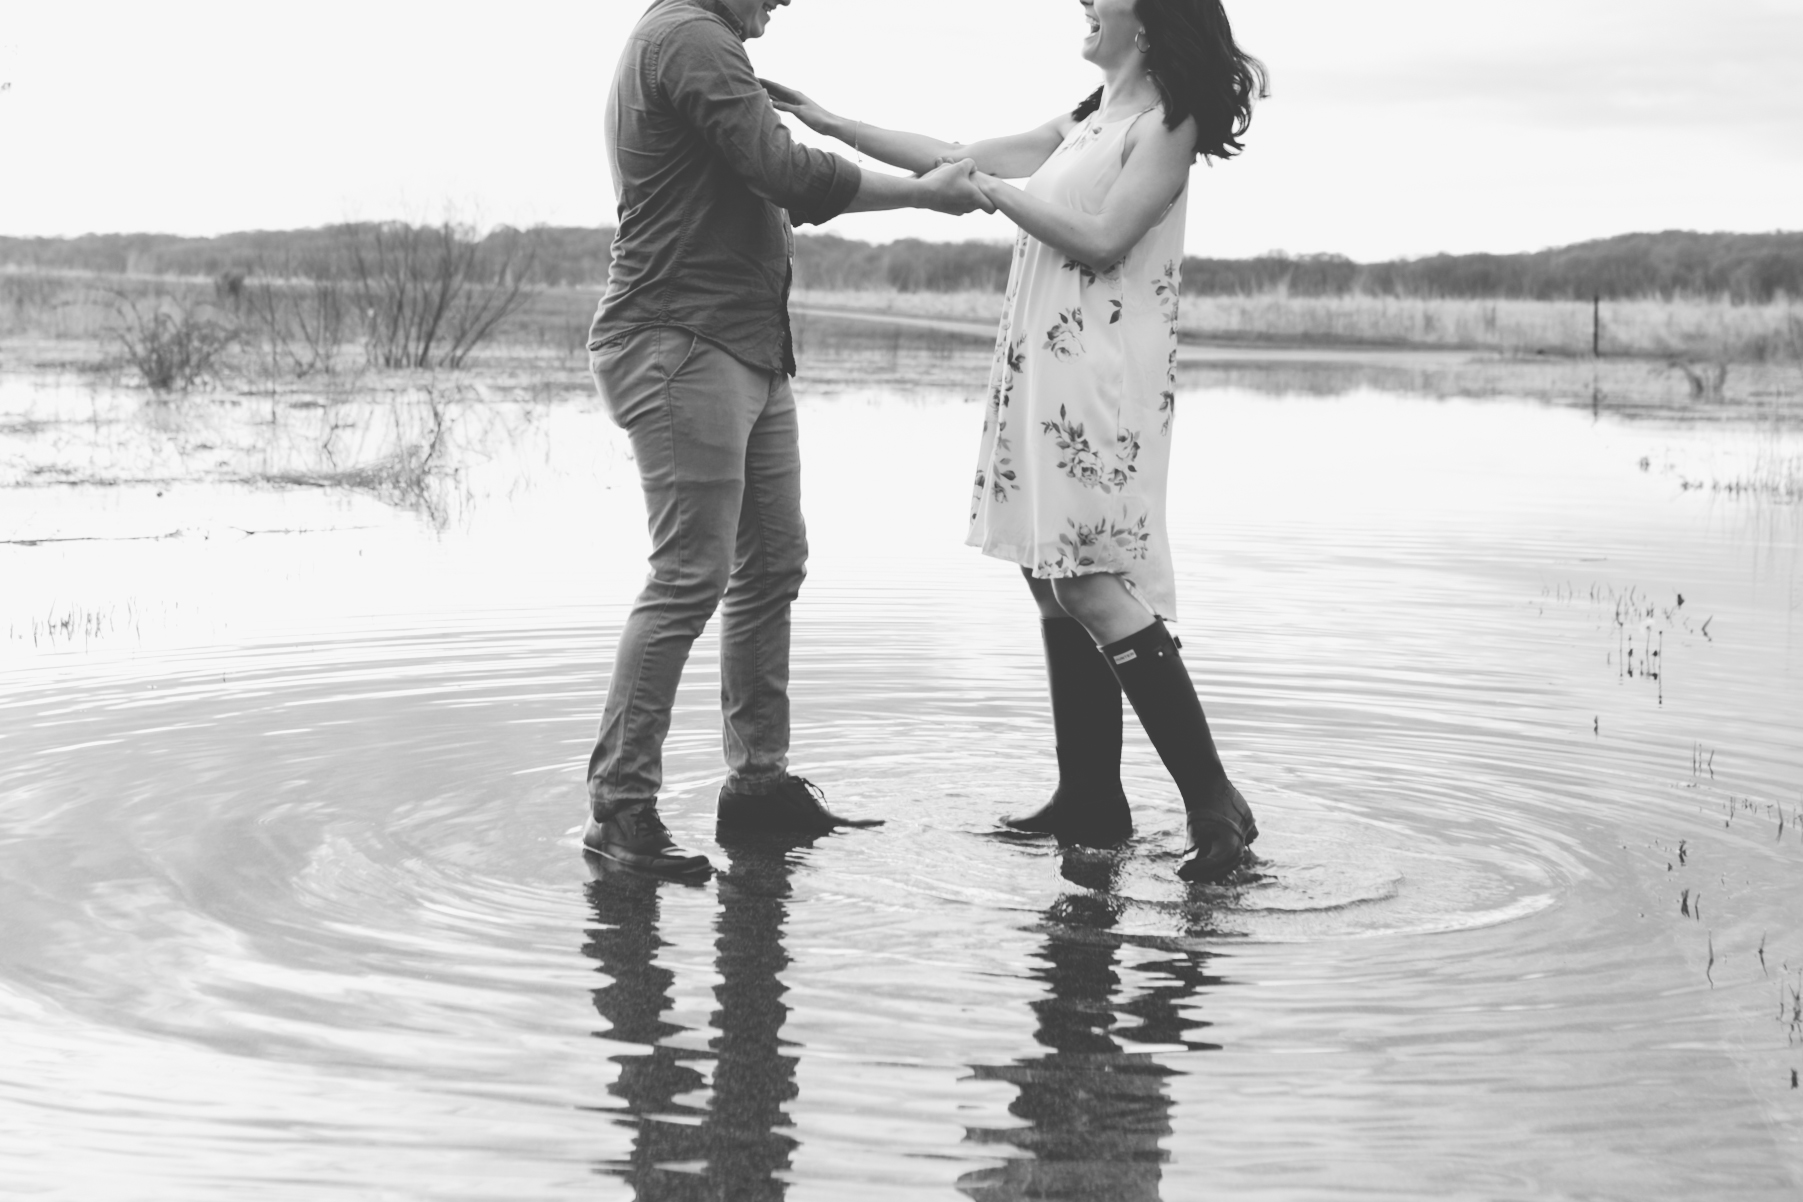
[967,106,1187,620]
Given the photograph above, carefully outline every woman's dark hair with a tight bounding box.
[1072,0,1268,160]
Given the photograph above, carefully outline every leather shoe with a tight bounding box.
[717,775,883,835]
[583,803,712,879]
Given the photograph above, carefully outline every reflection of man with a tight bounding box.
[583,0,990,875]
[584,839,806,1196]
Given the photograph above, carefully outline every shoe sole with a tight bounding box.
[584,845,713,881]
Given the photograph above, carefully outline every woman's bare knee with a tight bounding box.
[1023,567,1067,619]
[1050,574,1151,643]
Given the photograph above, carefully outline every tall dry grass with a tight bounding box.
[791,285,1803,364]
[1177,293,1802,360]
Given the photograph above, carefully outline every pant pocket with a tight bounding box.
[652,329,703,384]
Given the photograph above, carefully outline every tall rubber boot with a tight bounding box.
[1101,619,1257,882]
[1003,617,1134,846]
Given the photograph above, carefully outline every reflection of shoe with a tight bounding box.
[1178,784,1259,884]
[583,804,712,879]
[1002,617,1134,847]
[717,775,883,834]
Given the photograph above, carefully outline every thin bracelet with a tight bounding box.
[853,120,864,163]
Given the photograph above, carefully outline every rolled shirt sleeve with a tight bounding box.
[655,18,861,227]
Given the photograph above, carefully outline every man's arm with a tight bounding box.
[657,16,861,225]
[843,161,993,215]
[658,17,989,221]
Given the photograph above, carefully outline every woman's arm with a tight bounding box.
[761,78,1072,179]
[974,115,1197,272]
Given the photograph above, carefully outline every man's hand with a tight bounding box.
[917,159,996,216]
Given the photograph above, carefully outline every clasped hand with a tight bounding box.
[918,159,996,216]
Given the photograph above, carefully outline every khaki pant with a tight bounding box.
[585,327,807,816]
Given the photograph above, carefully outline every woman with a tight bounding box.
[769,0,1265,882]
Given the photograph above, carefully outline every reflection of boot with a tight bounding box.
[959,850,1170,1202]
[1101,620,1257,883]
[1004,618,1133,846]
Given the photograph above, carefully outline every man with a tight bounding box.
[583,0,990,875]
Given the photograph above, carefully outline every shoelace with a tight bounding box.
[617,807,674,844]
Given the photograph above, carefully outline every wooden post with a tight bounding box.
[1592,293,1601,358]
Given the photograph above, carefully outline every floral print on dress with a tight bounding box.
[1061,257,1098,288]
[1159,344,1178,434]
[1002,337,1026,404]
[1153,260,1180,326]
[967,104,1188,620]
[1044,308,1085,361]
[1035,512,1153,575]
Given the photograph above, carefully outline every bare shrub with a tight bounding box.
[346,222,539,370]
[114,294,237,392]
[1666,359,1729,401]
[240,269,352,378]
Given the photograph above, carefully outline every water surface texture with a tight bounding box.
[3,351,1802,1198]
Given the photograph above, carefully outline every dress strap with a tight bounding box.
[1119,104,1162,165]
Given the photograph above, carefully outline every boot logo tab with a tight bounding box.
[1112,649,1138,665]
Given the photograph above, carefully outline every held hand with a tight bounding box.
[759,77,835,134]
[918,159,996,216]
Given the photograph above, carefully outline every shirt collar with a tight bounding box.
[695,0,747,40]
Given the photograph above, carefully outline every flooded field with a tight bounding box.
[2,332,1802,1198]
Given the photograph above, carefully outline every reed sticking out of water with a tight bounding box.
[9,601,144,650]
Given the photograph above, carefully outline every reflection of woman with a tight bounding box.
[959,852,1223,1199]
[770,0,1267,880]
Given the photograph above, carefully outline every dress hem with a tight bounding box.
[966,532,1172,622]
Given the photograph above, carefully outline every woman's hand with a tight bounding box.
[919,160,997,216]
[759,78,838,136]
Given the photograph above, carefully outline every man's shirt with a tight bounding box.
[591,0,862,376]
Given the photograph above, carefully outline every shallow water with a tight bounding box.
[3,348,1803,1198]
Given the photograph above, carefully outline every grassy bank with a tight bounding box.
[793,287,1803,364]
[5,270,1801,420]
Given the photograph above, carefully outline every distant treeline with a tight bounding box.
[1181,231,1803,304]
[0,226,616,288]
[3,226,1800,303]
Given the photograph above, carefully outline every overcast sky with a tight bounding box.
[2,0,1799,259]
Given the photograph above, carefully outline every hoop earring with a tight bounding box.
[1135,28,1152,54]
